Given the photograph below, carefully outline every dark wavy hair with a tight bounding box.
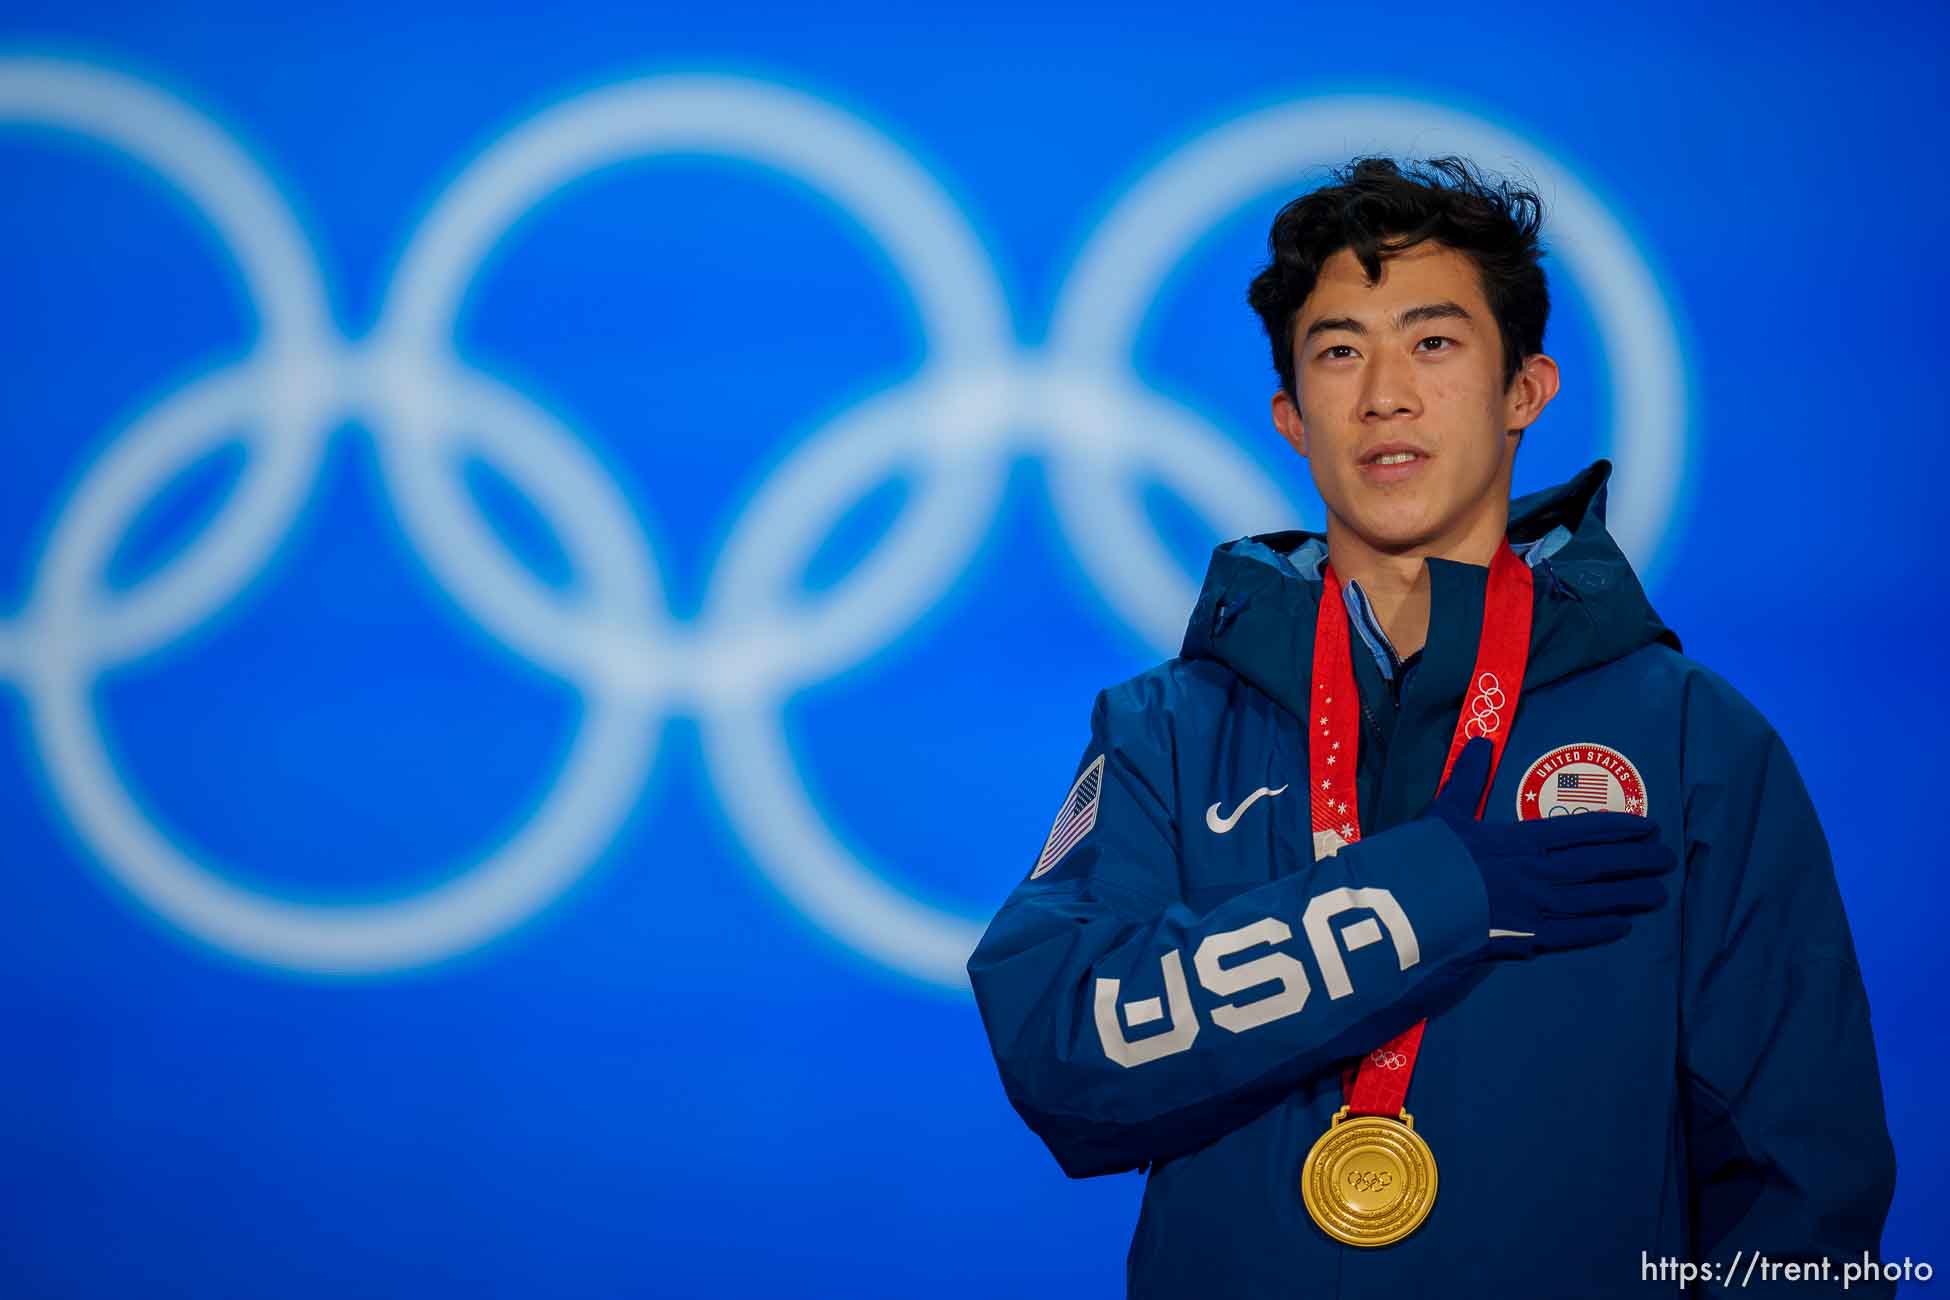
[1246,156,1549,399]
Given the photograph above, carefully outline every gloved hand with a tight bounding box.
[1423,736,1675,958]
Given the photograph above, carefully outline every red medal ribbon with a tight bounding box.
[1311,544,1534,1117]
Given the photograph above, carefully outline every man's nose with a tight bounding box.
[1360,345,1421,420]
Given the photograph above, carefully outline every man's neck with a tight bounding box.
[1325,510,1509,661]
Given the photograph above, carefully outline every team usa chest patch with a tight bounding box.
[1032,754,1104,877]
[1516,742,1648,819]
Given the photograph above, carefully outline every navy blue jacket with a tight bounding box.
[968,462,1895,1297]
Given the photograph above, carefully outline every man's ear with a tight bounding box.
[1504,352,1561,435]
[1272,388,1309,459]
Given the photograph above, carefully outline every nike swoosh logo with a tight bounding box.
[1205,784,1289,834]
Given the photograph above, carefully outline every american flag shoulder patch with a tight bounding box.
[1031,754,1105,878]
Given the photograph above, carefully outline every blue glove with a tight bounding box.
[1423,736,1675,958]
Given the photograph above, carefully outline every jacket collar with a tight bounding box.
[1179,459,1680,725]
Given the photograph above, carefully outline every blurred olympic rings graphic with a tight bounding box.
[0,56,1687,985]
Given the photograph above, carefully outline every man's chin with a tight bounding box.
[1332,511,1443,557]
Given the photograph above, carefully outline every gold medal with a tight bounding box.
[1300,1106,1438,1247]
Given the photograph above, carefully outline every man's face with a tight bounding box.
[1271,240,1557,559]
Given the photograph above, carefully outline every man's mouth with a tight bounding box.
[1360,442,1431,465]
[1358,443,1432,482]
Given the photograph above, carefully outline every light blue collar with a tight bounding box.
[1262,526,1572,682]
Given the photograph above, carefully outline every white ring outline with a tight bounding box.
[0,61,1689,985]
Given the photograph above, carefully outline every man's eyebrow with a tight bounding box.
[1301,300,1475,341]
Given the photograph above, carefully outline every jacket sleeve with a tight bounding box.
[1677,671,1897,1295]
[966,679,1491,1179]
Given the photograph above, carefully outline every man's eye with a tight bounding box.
[1321,344,1356,360]
[1417,336,1455,352]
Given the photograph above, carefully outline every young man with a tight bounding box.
[967,157,1896,1297]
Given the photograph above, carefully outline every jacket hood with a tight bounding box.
[1179,459,1680,726]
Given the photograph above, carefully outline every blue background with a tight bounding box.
[2,2,1945,1295]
